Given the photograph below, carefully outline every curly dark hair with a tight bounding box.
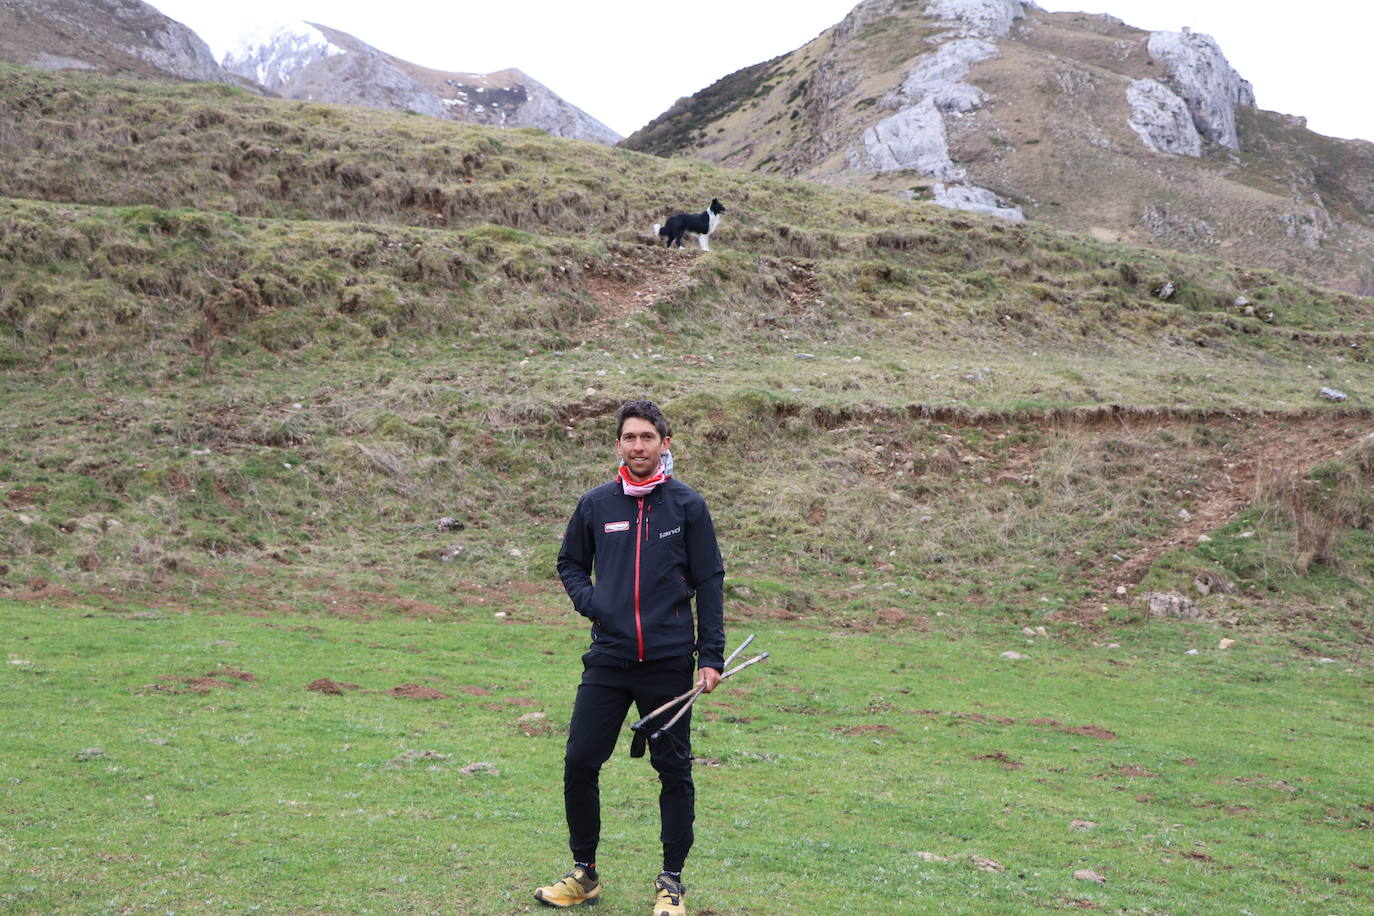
[615,399,670,439]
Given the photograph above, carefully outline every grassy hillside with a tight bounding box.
[3,63,1374,631]
[1,59,1373,916]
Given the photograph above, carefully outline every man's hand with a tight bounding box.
[697,667,722,693]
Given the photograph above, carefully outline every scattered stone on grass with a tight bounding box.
[1193,571,1235,596]
[1142,591,1199,619]
[1318,387,1348,402]
[386,684,447,699]
[1073,869,1107,885]
[1001,651,1028,660]
[306,677,360,694]
[1218,638,1236,650]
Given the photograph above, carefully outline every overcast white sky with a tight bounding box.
[147,0,1371,143]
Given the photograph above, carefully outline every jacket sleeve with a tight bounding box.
[557,494,596,618]
[685,495,726,669]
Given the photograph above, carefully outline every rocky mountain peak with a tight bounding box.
[621,0,1374,292]
[222,21,346,94]
[219,22,619,145]
[0,0,244,86]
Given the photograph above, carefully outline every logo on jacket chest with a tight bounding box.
[604,520,630,533]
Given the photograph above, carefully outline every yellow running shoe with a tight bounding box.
[652,873,686,916]
[534,866,601,907]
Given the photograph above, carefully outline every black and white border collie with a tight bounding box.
[653,198,726,250]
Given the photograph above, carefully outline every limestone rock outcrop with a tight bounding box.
[924,0,1028,38]
[1145,29,1255,151]
[932,183,1025,221]
[847,2,1029,217]
[854,98,961,178]
[1127,79,1203,157]
[896,38,998,113]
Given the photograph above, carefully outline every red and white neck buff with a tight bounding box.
[618,449,673,497]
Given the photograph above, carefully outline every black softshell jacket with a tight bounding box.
[557,476,726,670]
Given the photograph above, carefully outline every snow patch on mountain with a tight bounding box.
[223,22,344,93]
[220,21,619,144]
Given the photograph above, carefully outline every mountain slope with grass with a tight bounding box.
[0,0,249,87]
[2,60,1373,916]
[621,0,1374,294]
[2,61,1372,641]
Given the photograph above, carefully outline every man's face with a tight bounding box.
[616,417,670,483]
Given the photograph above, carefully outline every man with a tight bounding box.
[535,399,726,916]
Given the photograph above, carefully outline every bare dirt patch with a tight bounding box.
[582,247,697,326]
[1073,413,1367,612]
[1112,764,1160,778]
[974,751,1025,770]
[15,578,77,602]
[385,684,447,699]
[836,724,895,736]
[209,667,257,682]
[306,678,359,694]
[5,485,48,507]
[1026,717,1118,740]
[325,587,449,619]
[143,674,237,694]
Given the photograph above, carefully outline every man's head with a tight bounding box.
[615,400,670,440]
[615,400,671,482]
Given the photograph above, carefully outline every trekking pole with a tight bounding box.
[630,633,755,733]
[649,651,769,741]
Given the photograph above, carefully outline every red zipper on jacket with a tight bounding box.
[633,497,646,660]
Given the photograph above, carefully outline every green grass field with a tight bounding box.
[3,599,1370,914]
